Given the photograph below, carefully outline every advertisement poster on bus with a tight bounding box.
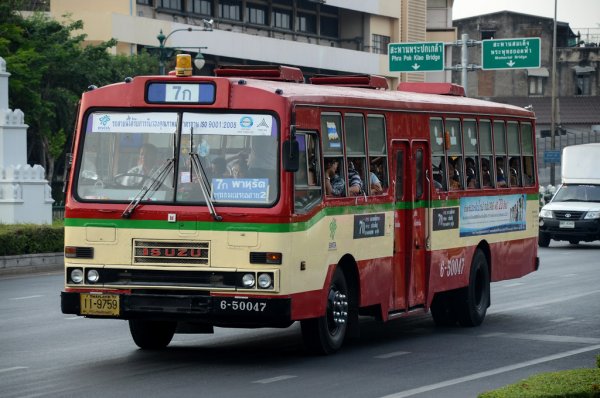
[459,194,526,237]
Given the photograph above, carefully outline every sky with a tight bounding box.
[453,0,600,29]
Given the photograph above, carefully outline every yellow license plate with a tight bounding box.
[80,294,120,316]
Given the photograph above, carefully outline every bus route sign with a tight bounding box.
[388,42,445,72]
[481,38,541,70]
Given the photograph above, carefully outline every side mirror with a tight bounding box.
[283,139,299,172]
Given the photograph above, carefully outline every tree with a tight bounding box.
[0,1,158,193]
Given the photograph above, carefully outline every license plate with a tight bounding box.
[559,221,575,229]
[80,294,120,316]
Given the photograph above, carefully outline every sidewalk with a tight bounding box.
[0,253,63,276]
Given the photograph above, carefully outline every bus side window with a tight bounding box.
[429,118,446,191]
[294,132,322,212]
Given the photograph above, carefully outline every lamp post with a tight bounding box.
[157,20,213,75]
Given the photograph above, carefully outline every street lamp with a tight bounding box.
[157,20,213,75]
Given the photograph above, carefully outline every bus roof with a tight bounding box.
[232,77,535,119]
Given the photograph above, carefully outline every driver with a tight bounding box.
[122,143,158,186]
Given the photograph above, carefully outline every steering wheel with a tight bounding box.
[113,172,151,188]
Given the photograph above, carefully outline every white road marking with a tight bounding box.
[9,295,43,300]
[64,316,81,320]
[503,282,524,288]
[480,332,600,345]
[0,366,28,374]
[375,351,410,359]
[489,289,600,314]
[551,317,574,323]
[378,344,600,398]
[561,274,578,278]
[252,375,297,384]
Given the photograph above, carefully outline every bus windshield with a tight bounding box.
[76,111,279,206]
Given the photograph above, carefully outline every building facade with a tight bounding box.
[39,0,456,87]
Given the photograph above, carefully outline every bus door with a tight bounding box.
[391,141,428,311]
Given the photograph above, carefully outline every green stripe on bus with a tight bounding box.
[66,195,536,232]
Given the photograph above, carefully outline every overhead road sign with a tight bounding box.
[481,38,541,70]
[389,42,445,72]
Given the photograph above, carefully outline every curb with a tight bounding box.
[0,252,63,276]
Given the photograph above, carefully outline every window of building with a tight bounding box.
[481,30,495,40]
[159,0,182,11]
[528,76,544,95]
[576,73,591,95]
[428,0,448,7]
[272,8,292,29]
[372,34,391,55]
[320,15,338,38]
[186,0,211,15]
[296,12,317,34]
[219,0,241,21]
[137,0,152,5]
[247,3,268,25]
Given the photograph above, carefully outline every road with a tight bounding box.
[1,241,599,398]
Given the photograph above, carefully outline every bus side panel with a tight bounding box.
[490,237,538,281]
[357,257,394,311]
[289,264,335,320]
[428,246,473,297]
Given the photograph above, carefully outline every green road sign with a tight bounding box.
[481,38,541,70]
[388,42,445,72]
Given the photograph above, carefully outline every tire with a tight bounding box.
[301,267,349,355]
[538,233,551,248]
[129,319,176,349]
[456,250,490,327]
[569,240,580,245]
[430,291,458,327]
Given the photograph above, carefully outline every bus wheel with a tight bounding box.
[457,250,490,327]
[300,267,349,355]
[538,233,551,247]
[430,291,458,327]
[129,319,176,349]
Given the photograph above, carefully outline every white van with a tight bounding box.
[538,143,600,247]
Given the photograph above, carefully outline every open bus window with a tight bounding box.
[324,157,346,197]
[481,156,494,188]
[432,156,446,191]
[347,157,366,196]
[448,156,463,190]
[465,156,480,189]
[294,132,322,212]
[509,156,522,187]
[369,156,385,194]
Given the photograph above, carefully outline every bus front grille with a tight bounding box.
[133,240,210,265]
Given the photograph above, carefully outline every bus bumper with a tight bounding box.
[61,291,292,328]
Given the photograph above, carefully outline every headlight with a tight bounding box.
[585,211,600,219]
[87,269,100,283]
[241,273,255,288]
[539,209,553,218]
[70,268,84,284]
[257,273,273,289]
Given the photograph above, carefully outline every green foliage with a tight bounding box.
[0,224,64,256]
[0,3,159,186]
[479,368,600,398]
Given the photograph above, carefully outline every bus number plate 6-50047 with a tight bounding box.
[80,294,120,316]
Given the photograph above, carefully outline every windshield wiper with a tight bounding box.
[189,128,222,221]
[122,158,174,219]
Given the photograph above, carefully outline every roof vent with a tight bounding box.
[397,82,465,96]
[310,74,388,90]
[215,65,304,83]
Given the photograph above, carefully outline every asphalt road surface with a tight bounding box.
[1,241,599,398]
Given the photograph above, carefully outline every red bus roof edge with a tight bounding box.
[397,82,466,97]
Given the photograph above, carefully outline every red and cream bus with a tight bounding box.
[61,60,539,354]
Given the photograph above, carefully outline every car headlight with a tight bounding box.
[539,209,553,218]
[584,211,600,219]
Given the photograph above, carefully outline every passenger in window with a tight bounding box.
[325,158,345,196]
[211,157,230,178]
[465,157,478,189]
[481,158,492,187]
[230,159,247,178]
[496,157,508,187]
[448,161,461,190]
[347,161,364,195]
[509,157,521,186]
[369,158,383,194]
